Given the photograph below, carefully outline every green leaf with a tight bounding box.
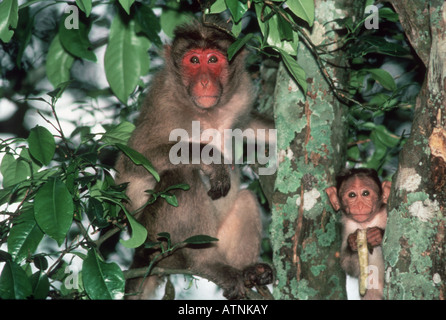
[32,255,48,270]
[30,271,49,299]
[115,143,160,182]
[158,184,190,207]
[28,126,56,166]
[135,3,162,47]
[19,148,41,173]
[287,0,315,27]
[378,7,399,23]
[82,249,125,299]
[0,188,13,207]
[374,125,400,148]
[362,35,409,57]
[369,132,387,163]
[34,177,74,246]
[183,235,219,245]
[163,183,190,193]
[76,0,92,17]
[160,193,179,207]
[86,197,109,228]
[365,68,396,91]
[0,250,12,262]
[157,232,171,249]
[59,13,96,62]
[209,0,227,13]
[120,208,148,248]
[160,9,195,38]
[0,0,18,43]
[0,153,30,187]
[104,13,151,104]
[225,0,247,23]
[144,241,161,249]
[278,49,307,93]
[231,19,242,37]
[8,206,44,262]
[0,261,33,299]
[14,7,34,66]
[368,93,391,106]
[101,121,135,146]
[347,145,360,161]
[65,159,79,195]
[228,33,253,61]
[277,14,294,42]
[46,34,75,87]
[254,3,299,56]
[118,0,135,15]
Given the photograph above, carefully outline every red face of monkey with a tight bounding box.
[181,49,229,109]
[339,176,382,222]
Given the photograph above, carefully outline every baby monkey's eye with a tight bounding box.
[348,192,356,198]
[362,190,370,196]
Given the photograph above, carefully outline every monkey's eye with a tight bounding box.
[362,190,370,196]
[190,56,200,64]
[348,192,356,198]
[208,56,218,63]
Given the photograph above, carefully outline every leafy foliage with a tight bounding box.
[0,90,198,299]
[337,3,420,174]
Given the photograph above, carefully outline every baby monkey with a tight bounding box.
[326,168,391,300]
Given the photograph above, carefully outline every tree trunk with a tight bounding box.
[383,0,446,300]
[270,0,366,299]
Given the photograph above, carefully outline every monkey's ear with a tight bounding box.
[325,186,341,211]
[381,180,392,204]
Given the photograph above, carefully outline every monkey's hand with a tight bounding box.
[348,227,384,253]
[206,164,231,200]
[366,227,384,248]
[347,230,359,251]
[220,263,274,300]
[243,263,274,289]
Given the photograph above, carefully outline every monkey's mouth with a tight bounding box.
[351,213,372,222]
[193,96,219,108]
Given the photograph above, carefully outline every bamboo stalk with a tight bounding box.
[357,229,368,296]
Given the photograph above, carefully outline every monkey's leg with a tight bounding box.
[216,189,262,267]
[125,273,161,300]
[195,189,272,299]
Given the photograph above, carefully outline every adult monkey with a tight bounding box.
[115,19,274,299]
[326,168,391,300]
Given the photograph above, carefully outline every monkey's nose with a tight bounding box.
[201,79,209,87]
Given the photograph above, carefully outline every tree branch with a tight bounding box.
[124,266,274,300]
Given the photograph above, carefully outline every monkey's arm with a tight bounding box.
[347,227,384,251]
[117,142,231,200]
[340,239,360,277]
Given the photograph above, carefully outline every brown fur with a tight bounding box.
[115,20,274,299]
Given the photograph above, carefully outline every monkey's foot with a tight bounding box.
[243,263,274,289]
[207,165,231,200]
